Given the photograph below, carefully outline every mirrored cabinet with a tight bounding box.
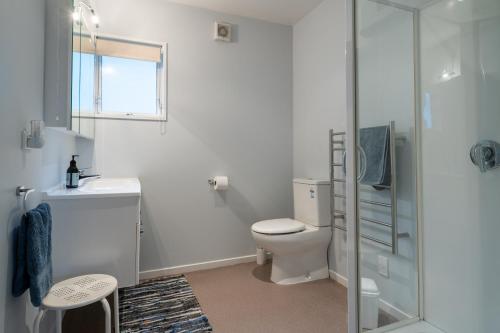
[71,1,97,138]
[44,0,97,139]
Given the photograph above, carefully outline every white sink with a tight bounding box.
[79,178,139,193]
[44,178,141,199]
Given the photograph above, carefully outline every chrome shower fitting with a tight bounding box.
[470,140,500,173]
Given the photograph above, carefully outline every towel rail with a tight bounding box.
[332,224,393,248]
[16,186,35,214]
[330,121,402,254]
[334,193,392,208]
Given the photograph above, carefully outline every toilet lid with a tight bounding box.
[252,218,306,235]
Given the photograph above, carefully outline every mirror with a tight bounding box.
[71,0,98,139]
[43,0,98,139]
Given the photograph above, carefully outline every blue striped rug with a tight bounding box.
[119,275,212,333]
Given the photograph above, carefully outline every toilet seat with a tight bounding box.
[251,218,306,235]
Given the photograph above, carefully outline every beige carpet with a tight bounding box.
[186,262,347,333]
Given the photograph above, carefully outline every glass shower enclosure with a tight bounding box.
[346,0,500,332]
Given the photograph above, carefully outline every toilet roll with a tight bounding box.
[213,176,229,191]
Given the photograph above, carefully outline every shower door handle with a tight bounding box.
[343,146,367,181]
[470,140,500,173]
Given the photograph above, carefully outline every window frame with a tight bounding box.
[80,35,168,122]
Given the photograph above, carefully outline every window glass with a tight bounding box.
[72,52,95,114]
[100,56,157,115]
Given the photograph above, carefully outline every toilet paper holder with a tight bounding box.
[208,178,216,186]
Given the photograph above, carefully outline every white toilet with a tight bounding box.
[251,179,332,285]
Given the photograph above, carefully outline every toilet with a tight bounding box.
[361,278,380,329]
[251,179,332,285]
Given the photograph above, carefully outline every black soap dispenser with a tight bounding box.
[66,155,80,188]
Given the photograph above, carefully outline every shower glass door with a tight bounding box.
[354,0,420,331]
[352,0,500,332]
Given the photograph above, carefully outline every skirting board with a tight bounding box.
[328,270,412,321]
[329,270,348,288]
[379,299,413,321]
[140,254,257,280]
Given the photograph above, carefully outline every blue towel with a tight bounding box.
[359,125,391,188]
[12,203,53,307]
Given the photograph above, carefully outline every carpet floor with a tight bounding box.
[186,262,348,333]
[62,262,397,332]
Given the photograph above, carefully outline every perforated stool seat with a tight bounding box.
[33,274,120,333]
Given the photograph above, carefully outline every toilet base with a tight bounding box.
[270,247,329,285]
[256,248,267,265]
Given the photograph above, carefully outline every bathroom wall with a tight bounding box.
[92,0,294,272]
[293,0,348,278]
[420,2,500,332]
[0,0,79,331]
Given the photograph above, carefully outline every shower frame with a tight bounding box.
[344,0,425,332]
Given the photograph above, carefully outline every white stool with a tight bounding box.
[33,274,119,333]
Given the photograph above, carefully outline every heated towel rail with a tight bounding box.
[330,121,408,255]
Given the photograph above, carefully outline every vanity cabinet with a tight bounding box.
[43,178,142,287]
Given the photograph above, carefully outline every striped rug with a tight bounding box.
[119,275,213,333]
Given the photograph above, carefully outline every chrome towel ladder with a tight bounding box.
[330,121,408,255]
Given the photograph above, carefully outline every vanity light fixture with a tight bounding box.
[73,1,99,28]
[72,9,80,21]
[91,13,99,25]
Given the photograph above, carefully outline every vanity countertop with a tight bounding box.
[43,178,141,200]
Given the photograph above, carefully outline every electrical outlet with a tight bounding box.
[378,255,389,278]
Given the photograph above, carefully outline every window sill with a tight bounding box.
[79,113,167,122]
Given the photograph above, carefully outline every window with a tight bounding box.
[72,35,167,121]
[72,52,95,115]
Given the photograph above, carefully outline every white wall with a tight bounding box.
[92,0,294,272]
[293,0,347,179]
[0,0,78,331]
[293,0,347,276]
[420,2,500,332]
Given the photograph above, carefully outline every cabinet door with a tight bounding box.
[44,0,96,139]
[44,0,72,129]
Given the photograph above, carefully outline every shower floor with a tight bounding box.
[386,321,445,333]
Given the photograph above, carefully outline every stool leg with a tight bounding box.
[56,310,63,333]
[114,288,120,333]
[33,309,46,333]
[101,298,111,333]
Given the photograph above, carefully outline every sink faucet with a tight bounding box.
[79,168,101,180]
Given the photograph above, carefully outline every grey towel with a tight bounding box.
[12,203,53,307]
[360,125,391,188]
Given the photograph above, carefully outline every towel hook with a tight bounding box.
[16,186,35,213]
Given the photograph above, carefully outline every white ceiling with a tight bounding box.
[165,0,325,25]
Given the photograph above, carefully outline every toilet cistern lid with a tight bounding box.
[361,278,380,296]
[252,218,306,235]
